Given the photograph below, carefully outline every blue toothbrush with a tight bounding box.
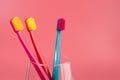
[52,18,65,80]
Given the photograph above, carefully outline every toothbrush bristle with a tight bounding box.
[11,17,24,31]
[57,18,65,31]
[25,17,37,31]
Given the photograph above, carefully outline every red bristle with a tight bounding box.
[57,18,65,31]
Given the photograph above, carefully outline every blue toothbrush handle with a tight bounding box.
[52,31,61,80]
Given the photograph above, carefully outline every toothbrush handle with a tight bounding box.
[17,32,49,80]
[52,31,61,80]
[29,31,52,79]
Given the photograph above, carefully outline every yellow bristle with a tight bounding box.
[11,17,24,31]
[26,17,37,31]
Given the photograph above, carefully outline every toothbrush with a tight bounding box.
[25,17,52,79]
[11,17,49,80]
[52,18,65,80]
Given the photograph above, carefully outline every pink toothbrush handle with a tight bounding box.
[29,31,52,79]
[17,32,49,80]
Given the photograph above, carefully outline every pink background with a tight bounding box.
[0,0,120,80]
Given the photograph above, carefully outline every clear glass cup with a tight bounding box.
[26,56,73,80]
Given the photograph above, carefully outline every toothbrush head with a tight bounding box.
[11,17,24,32]
[25,17,37,31]
[57,18,65,31]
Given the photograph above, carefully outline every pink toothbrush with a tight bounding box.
[25,17,52,79]
[11,17,49,80]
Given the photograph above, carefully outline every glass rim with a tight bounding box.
[28,56,71,67]
[28,60,71,67]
